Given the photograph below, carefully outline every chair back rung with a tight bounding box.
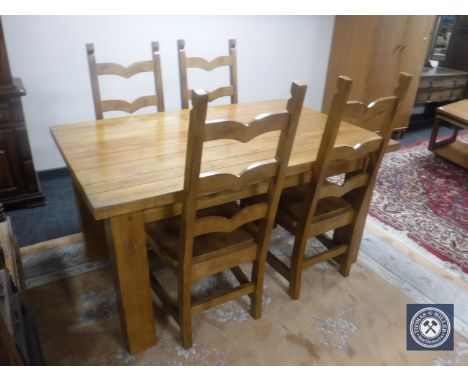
[198,160,279,195]
[194,203,268,236]
[207,86,235,102]
[204,111,289,143]
[328,138,381,162]
[101,95,159,114]
[95,60,154,77]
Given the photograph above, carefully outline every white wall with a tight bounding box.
[2,16,335,170]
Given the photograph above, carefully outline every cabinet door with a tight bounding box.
[0,130,24,197]
[396,15,436,129]
[365,16,409,103]
[322,16,435,131]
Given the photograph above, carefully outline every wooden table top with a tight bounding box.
[437,99,468,125]
[51,100,397,220]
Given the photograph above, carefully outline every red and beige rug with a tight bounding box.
[369,133,468,274]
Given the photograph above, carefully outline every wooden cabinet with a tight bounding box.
[322,16,436,132]
[0,18,44,208]
[0,129,23,198]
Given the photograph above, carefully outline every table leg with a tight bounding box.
[105,211,156,354]
[72,180,108,261]
[428,116,441,151]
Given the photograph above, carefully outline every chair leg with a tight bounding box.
[288,234,308,300]
[333,226,353,277]
[178,270,193,349]
[339,254,352,277]
[250,259,264,320]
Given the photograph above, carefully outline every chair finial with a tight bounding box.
[86,43,95,55]
[151,41,160,53]
[178,39,185,50]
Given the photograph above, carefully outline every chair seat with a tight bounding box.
[276,184,354,234]
[146,202,258,266]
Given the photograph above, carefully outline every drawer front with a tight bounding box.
[0,102,12,123]
[416,87,466,103]
[0,98,24,124]
[0,130,23,196]
[419,75,468,90]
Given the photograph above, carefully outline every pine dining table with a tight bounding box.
[50,99,399,354]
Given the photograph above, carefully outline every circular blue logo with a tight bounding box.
[410,307,451,348]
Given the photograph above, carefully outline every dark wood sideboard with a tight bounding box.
[0,18,44,209]
[415,66,468,104]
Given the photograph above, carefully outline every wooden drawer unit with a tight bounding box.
[0,130,23,197]
[0,18,44,209]
[418,75,468,90]
[416,67,468,104]
[415,87,466,103]
[0,97,24,124]
[0,79,44,208]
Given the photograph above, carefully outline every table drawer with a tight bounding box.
[415,87,466,103]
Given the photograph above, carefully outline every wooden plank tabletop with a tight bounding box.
[51,100,398,220]
[437,99,468,125]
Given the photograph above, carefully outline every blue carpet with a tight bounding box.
[8,168,81,247]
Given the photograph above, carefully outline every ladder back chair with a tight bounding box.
[145,82,307,348]
[177,39,238,109]
[86,42,165,119]
[267,73,412,300]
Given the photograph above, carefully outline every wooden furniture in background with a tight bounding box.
[410,16,468,129]
[429,98,468,169]
[415,67,468,104]
[86,41,165,119]
[50,100,399,353]
[0,202,44,365]
[269,73,411,300]
[322,16,435,135]
[145,83,306,348]
[444,16,468,74]
[177,39,238,109]
[0,18,45,209]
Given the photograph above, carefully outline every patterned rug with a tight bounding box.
[23,227,468,365]
[370,133,468,273]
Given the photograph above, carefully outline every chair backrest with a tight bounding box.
[177,39,238,109]
[86,42,165,119]
[298,73,412,229]
[343,73,412,135]
[179,82,307,263]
